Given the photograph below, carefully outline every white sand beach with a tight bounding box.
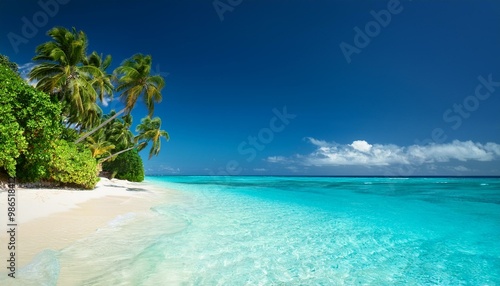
[0,178,171,270]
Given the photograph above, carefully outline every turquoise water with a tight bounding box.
[7,176,500,285]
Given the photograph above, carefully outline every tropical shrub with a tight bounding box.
[0,54,18,74]
[0,81,27,176]
[0,62,61,178]
[48,140,99,189]
[102,149,144,182]
[1,60,99,189]
[61,127,79,142]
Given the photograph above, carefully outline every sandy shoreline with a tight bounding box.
[0,177,170,274]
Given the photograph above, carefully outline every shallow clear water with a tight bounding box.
[6,176,500,285]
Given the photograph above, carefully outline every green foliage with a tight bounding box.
[61,127,79,142]
[85,128,115,159]
[106,113,134,150]
[0,54,18,74]
[1,29,172,187]
[29,27,113,130]
[136,116,170,159]
[0,62,98,188]
[114,54,165,116]
[0,88,27,176]
[102,149,144,182]
[48,140,99,189]
[0,63,61,178]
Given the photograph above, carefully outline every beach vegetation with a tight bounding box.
[105,112,135,150]
[99,115,169,182]
[29,27,113,132]
[85,129,115,159]
[1,26,170,188]
[135,116,170,159]
[0,61,61,179]
[0,66,27,177]
[0,58,100,189]
[102,149,144,182]
[100,116,169,165]
[76,53,165,143]
[47,139,99,189]
[0,55,18,74]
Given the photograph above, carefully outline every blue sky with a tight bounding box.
[1,0,500,176]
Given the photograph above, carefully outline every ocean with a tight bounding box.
[9,176,500,285]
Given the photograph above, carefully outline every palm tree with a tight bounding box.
[86,129,115,159]
[29,27,113,130]
[135,116,170,159]
[100,116,169,163]
[74,100,102,131]
[107,114,134,150]
[76,54,165,143]
[99,141,146,164]
[79,52,113,131]
[85,51,114,103]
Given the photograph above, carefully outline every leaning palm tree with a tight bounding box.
[74,99,102,132]
[135,116,170,159]
[85,129,115,159]
[76,54,165,143]
[107,114,134,150]
[29,27,113,129]
[100,116,169,163]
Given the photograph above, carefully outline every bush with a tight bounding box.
[61,127,79,142]
[0,92,27,177]
[1,58,99,189]
[48,140,99,189]
[102,149,144,182]
[0,55,18,74]
[0,63,62,178]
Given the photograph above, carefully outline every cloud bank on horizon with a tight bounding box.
[268,138,500,170]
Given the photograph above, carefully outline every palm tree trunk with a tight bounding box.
[75,108,126,144]
[99,145,136,163]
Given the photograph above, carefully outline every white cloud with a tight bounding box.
[266,156,288,163]
[16,62,39,87]
[272,138,500,167]
[350,140,372,153]
[18,62,35,81]
[253,168,266,172]
[305,137,330,147]
[101,96,114,107]
[159,165,180,174]
[454,165,469,172]
[406,141,497,163]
